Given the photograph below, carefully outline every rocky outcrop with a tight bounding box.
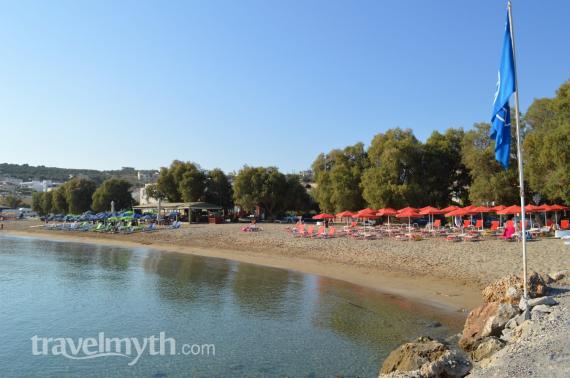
[481,272,548,304]
[470,337,505,362]
[458,302,519,351]
[379,337,471,377]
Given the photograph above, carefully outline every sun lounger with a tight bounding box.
[561,220,570,230]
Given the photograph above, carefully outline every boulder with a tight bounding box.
[470,337,505,362]
[380,337,471,378]
[481,273,548,305]
[458,302,519,351]
[527,296,557,307]
[531,304,553,314]
[548,270,567,282]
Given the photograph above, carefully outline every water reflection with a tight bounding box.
[232,263,304,320]
[143,252,231,305]
[313,277,455,348]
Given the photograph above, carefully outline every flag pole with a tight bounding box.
[507,0,528,301]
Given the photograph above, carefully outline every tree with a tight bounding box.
[462,123,521,204]
[361,128,423,208]
[92,179,133,213]
[155,160,206,202]
[233,166,289,216]
[524,80,570,204]
[312,143,368,212]
[51,186,68,214]
[205,169,233,209]
[283,174,315,213]
[40,191,54,215]
[32,192,43,214]
[422,128,471,206]
[0,195,23,208]
[64,178,96,214]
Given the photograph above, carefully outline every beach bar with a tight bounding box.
[133,202,223,223]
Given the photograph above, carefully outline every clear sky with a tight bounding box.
[1,0,568,173]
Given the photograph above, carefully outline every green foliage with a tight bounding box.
[205,168,234,208]
[233,167,311,216]
[156,161,206,202]
[92,179,133,213]
[64,178,97,214]
[422,128,470,206]
[51,187,68,214]
[0,195,23,208]
[361,129,422,208]
[461,123,520,204]
[32,191,55,215]
[524,80,570,204]
[312,143,368,213]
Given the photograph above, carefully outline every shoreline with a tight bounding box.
[3,228,481,315]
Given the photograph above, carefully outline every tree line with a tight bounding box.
[32,178,134,215]
[147,161,315,216]
[312,79,570,212]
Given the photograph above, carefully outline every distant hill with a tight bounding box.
[0,163,149,186]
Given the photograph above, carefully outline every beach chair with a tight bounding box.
[561,219,569,230]
[475,219,483,230]
[490,221,499,231]
[463,220,471,228]
[433,219,441,229]
[315,226,326,238]
[325,227,336,238]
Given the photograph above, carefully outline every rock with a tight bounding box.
[459,302,518,351]
[518,297,529,311]
[482,274,523,304]
[470,337,505,362]
[481,273,548,305]
[380,337,471,378]
[500,327,514,342]
[514,308,530,324]
[505,317,518,329]
[548,270,567,282]
[510,320,533,341]
[528,271,548,297]
[527,296,557,307]
[531,304,553,314]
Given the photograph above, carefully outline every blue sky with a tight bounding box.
[1,0,568,173]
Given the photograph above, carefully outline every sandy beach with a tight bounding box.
[4,220,569,314]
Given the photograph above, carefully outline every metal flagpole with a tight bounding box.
[508,0,528,300]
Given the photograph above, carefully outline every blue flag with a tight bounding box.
[490,11,516,168]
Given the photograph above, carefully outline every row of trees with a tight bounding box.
[148,161,315,216]
[32,178,133,215]
[313,79,570,213]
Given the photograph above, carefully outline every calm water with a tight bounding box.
[0,236,460,377]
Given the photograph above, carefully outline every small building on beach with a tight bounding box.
[133,202,224,223]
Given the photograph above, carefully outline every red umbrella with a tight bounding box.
[312,213,335,220]
[377,208,398,216]
[524,204,543,213]
[398,206,418,213]
[441,205,459,213]
[377,208,398,226]
[497,205,522,215]
[396,208,422,231]
[543,204,569,225]
[336,211,354,218]
[419,206,445,230]
[490,205,506,212]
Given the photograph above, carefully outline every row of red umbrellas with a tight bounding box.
[312,204,569,220]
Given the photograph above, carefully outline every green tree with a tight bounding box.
[283,174,315,213]
[0,195,23,208]
[51,186,68,214]
[361,128,423,208]
[462,123,520,204]
[524,80,570,204]
[205,168,233,209]
[91,179,133,213]
[32,192,43,214]
[155,160,206,202]
[64,178,96,214]
[422,128,471,206]
[233,166,289,216]
[41,191,54,215]
[312,143,368,212]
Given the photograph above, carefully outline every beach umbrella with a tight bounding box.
[497,205,522,215]
[441,205,459,213]
[543,204,569,225]
[471,206,491,229]
[419,206,445,230]
[396,208,422,232]
[490,205,507,225]
[336,211,354,226]
[355,209,378,231]
[398,206,418,213]
[377,208,398,227]
[312,213,335,220]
